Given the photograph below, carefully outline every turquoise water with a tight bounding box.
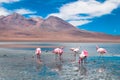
[0,42,120,80]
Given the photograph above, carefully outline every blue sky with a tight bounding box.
[0,0,120,35]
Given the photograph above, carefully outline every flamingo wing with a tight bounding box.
[74,48,79,52]
[97,48,107,54]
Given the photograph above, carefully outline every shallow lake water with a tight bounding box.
[0,42,120,80]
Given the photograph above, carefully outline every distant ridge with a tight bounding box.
[0,13,120,42]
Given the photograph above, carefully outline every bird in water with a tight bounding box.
[53,47,64,61]
[96,45,107,62]
[96,45,107,56]
[78,49,88,64]
[70,47,80,61]
[35,48,42,64]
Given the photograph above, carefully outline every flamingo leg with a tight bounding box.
[98,53,104,63]
[55,54,58,61]
[84,57,87,63]
[101,54,104,62]
[74,52,76,61]
[83,58,86,65]
[98,53,102,60]
[59,53,63,62]
[59,55,62,61]
[36,54,41,61]
[78,58,81,64]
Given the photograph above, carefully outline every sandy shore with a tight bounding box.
[0,44,62,48]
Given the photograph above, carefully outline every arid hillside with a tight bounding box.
[0,13,120,42]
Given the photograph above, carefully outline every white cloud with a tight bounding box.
[0,0,20,3]
[29,15,43,18]
[0,7,11,16]
[0,8,36,16]
[0,0,36,16]
[0,0,20,16]
[48,0,120,26]
[14,8,36,15]
[69,20,91,26]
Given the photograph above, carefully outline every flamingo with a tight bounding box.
[35,48,42,63]
[53,47,63,61]
[96,45,107,56]
[70,47,80,61]
[96,45,107,62]
[78,50,88,64]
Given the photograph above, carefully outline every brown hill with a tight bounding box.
[0,13,120,42]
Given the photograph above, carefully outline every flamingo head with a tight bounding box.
[96,45,99,50]
[70,48,74,51]
[104,49,107,53]
[60,46,64,49]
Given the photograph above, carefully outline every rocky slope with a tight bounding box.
[0,13,119,42]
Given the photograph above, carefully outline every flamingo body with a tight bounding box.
[53,47,63,60]
[35,48,42,63]
[70,48,80,61]
[70,48,79,53]
[79,50,88,64]
[35,48,41,55]
[97,48,107,54]
[53,48,63,56]
[96,45,107,55]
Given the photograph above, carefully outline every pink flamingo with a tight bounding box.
[35,48,42,62]
[96,45,107,56]
[70,47,80,61]
[78,50,88,64]
[53,47,63,61]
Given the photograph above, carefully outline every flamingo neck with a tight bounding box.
[78,58,81,64]
[96,45,99,50]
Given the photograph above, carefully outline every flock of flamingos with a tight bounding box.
[35,45,107,65]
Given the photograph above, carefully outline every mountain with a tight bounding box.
[0,13,120,42]
[40,16,77,31]
[1,13,36,27]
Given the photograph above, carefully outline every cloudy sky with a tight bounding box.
[0,0,120,35]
